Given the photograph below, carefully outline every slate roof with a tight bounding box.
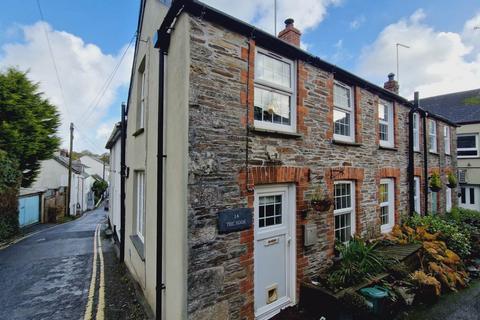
[419,89,480,125]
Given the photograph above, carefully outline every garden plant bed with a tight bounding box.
[298,243,422,319]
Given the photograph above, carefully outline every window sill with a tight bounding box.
[250,126,303,139]
[132,128,145,137]
[379,145,398,151]
[130,235,145,261]
[332,140,362,147]
[414,150,422,154]
[429,151,439,155]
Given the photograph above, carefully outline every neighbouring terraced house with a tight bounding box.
[120,1,458,319]
[420,88,480,211]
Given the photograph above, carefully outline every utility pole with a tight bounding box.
[66,122,74,217]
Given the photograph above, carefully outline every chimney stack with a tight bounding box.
[278,18,301,47]
[384,73,399,94]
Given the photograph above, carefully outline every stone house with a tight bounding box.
[122,0,457,319]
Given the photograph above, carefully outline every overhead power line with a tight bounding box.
[80,34,136,122]
[36,0,71,122]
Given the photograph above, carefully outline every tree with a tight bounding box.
[92,179,108,203]
[0,68,61,187]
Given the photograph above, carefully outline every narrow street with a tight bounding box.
[0,206,145,320]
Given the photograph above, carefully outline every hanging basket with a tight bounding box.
[430,185,442,192]
[311,198,333,212]
[447,183,457,189]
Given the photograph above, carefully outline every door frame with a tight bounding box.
[253,184,296,320]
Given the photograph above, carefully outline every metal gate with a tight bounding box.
[19,195,40,227]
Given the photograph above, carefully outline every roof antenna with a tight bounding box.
[274,0,277,35]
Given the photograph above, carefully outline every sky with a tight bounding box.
[0,0,479,153]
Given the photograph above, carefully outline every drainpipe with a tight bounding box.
[156,45,167,320]
[120,102,127,262]
[408,93,417,215]
[422,110,429,216]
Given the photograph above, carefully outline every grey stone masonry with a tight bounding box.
[186,14,457,320]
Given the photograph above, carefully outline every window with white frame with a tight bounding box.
[429,119,437,153]
[254,49,295,132]
[430,191,438,214]
[379,179,395,233]
[135,171,145,242]
[137,58,146,130]
[446,187,452,212]
[413,113,420,151]
[334,181,355,243]
[378,100,394,147]
[444,126,451,155]
[333,82,355,142]
[457,134,479,158]
[414,177,421,213]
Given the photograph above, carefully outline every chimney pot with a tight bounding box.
[278,17,301,47]
[388,73,395,81]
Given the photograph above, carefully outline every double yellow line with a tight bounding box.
[84,224,105,320]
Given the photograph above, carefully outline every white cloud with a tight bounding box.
[203,0,341,34]
[0,21,133,153]
[357,10,480,99]
[349,15,365,30]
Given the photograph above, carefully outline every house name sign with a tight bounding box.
[217,208,253,233]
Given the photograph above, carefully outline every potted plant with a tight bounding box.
[429,172,442,192]
[311,188,333,212]
[447,172,457,189]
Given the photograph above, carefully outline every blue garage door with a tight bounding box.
[19,195,40,227]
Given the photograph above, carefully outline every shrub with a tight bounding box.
[0,150,21,241]
[327,238,389,289]
[405,214,471,258]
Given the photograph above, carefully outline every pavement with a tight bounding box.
[0,206,148,320]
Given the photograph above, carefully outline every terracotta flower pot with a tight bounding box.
[311,199,333,212]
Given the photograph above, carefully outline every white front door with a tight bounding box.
[254,185,295,320]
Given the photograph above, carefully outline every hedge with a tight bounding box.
[0,150,21,241]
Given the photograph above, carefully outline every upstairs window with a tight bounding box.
[333,82,355,142]
[378,100,394,148]
[254,49,295,132]
[137,57,146,130]
[429,119,437,153]
[444,126,451,155]
[413,113,420,151]
[458,134,478,158]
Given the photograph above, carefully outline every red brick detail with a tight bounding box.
[238,166,310,319]
[324,167,365,253]
[240,40,256,128]
[377,167,401,224]
[297,62,308,136]
[355,86,362,143]
[326,77,334,140]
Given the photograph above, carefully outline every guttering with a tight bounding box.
[422,110,429,216]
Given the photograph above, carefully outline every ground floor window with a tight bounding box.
[446,187,452,212]
[429,191,438,214]
[334,181,355,243]
[379,178,394,233]
[135,171,145,242]
[414,177,421,213]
